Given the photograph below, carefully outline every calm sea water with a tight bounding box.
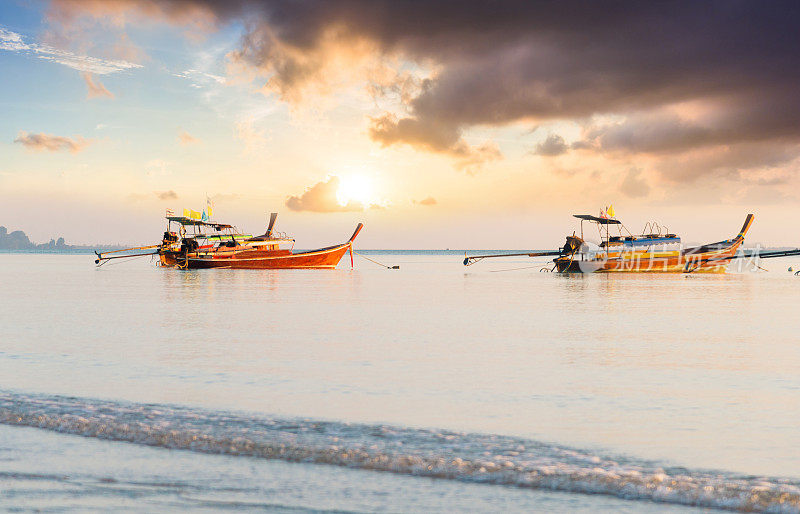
[1,253,799,512]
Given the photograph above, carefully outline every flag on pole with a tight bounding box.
[607,204,616,218]
[189,209,202,220]
[166,209,174,217]
[206,196,214,220]
[201,210,208,222]
[183,208,191,218]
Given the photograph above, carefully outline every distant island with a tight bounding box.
[0,226,123,253]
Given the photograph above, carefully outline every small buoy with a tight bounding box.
[95,259,100,264]
[790,267,794,272]
[390,265,400,269]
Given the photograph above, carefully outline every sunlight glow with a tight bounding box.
[337,175,375,207]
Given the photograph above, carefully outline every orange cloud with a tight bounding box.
[82,72,113,99]
[110,32,148,63]
[286,176,363,213]
[178,130,198,145]
[13,131,90,153]
[46,0,220,33]
[417,196,437,206]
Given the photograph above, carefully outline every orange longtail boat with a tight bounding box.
[463,212,797,273]
[96,212,363,270]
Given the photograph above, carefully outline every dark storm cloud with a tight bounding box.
[575,95,800,156]
[51,0,800,175]
[656,141,800,183]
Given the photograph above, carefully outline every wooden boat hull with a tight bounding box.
[160,243,350,270]
[555,251,736,273]
[160,224,362,270]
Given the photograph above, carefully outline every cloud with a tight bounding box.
[369,113,501,172]
[227,19,385,105]
[82,72,113,98]
[286,176,363,212]
[46,0,221,34]
[0,27,29,51]
[0,26,143,75]
[455,143,502,174]
[619,168,651,198]
[110,32,148,63]
[533,134,568,157]
[417,196,437,206]
[656,142,800,183]
[569,140,594,151]
[174,69,226,85]
[155,190,178,200]
[43,1,800,178]
[178,130,198,145]
[36,45,143,74]
[14,131,89,153]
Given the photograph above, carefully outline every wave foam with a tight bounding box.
[0,391,798,512]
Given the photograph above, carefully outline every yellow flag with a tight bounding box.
[190,209,202,220]
[607,204,616,218]
[183,208,190,217]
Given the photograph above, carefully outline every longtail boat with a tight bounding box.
[96,213,363,270]
[465,213,800,273]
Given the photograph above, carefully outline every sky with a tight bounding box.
[1,0,799,249]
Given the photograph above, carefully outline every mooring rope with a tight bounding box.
[95,253,152,268]
[353,252,399,269]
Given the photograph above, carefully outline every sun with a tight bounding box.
[337,175,374,207]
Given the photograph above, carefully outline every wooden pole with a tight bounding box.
[95,244,161,259]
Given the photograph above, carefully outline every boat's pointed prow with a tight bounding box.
[266,212,278,237]
[736,214,755,241]
[349,223,364,243]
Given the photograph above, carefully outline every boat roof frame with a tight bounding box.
[573,214,622,225]
[165,215,295,245]
[166,215,234,230]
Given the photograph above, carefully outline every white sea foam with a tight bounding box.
[0,391,798,513]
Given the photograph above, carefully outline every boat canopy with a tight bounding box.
[573,214,622,225]
[166,216,233,230]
